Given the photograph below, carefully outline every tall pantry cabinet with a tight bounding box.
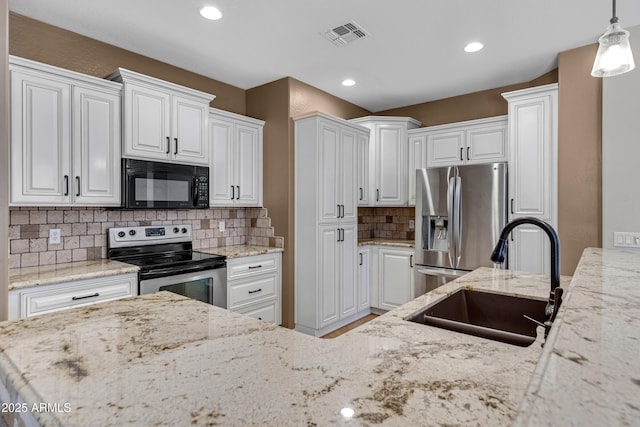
[294,113,371,337]
[502,84,558,275]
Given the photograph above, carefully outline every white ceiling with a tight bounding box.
[9,0,640,112]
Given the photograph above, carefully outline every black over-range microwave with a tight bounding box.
[122,159,209,209]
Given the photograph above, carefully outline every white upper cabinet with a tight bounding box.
[350,116,421,206]
[209,108,264,207]
[407,116,507,205]
[502,84,558,274]
[10,56,121,206]
[108,68,214,165]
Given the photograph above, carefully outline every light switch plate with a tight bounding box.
[49,228,61,244]
[219,220,225,232]
[613,232,640,248]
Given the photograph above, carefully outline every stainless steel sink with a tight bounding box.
[406,288,547,347]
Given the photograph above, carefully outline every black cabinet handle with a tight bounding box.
[75,176,80,197]
[248,265,263,270]
[64,175,69,196]
[467,146,470,161]
[166,136,170,154]
[72,292,99,301]
[248,289,262,294]
[460,147,463,161]
[236,186,240,200]
[231,186,235,200]
[174,138,178,155]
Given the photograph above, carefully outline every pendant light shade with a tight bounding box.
[591,0,635,77]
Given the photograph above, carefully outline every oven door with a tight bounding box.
[139,268,227,308]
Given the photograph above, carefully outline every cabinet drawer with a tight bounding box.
[227,253,278,279]
[229,275,276,308]
[24,274,136,317]
[235,300,277,323]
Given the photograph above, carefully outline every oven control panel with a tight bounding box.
[108,225,192,248]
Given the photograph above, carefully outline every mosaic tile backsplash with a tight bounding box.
[358,207,416,240]
[9,207,283,269]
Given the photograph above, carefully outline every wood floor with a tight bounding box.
[320,314,379,338]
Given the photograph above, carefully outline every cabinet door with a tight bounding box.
[172,95,209,165]
[374,124,406,205]
[318,226,340,328]
[123,82,171,160]
[357,132,370,206]
[72,86,121,205]
[378,248,414,311]
[340,128,358,221]
[508,96,553,220]
[235,123,262,206]
[340,225,358,319]
[509,225,550,274]
[426,130,465,167]
[209,117,235,205]
[357,248,370,311]
[318,121,341,223]
[10,70,71,204]
[408,134,427,206]
[466,123,507,164]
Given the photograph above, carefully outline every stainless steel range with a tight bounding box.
[108,224,227,308]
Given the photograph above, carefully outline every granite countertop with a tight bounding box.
[8,260,139,292]
[1,248,637,426]
[199,245,284,259]
[515,248,640,426]
[0,267,564,426]
[358,239,414,248]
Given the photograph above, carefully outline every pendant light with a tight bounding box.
[591,0,635,77]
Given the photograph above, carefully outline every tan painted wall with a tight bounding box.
[1,0,8,321]
[9,13,246,114]
[377,70,558,126]
[557,44,602,275]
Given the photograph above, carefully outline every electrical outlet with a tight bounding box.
[218,220,225,232]
[409,219,415,230]
[49,228,61,244]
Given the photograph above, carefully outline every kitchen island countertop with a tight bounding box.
[1,248,638,426]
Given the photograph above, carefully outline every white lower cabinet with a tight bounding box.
[372,246,415,311]
[226,252,282,325]
[8,273,137,320]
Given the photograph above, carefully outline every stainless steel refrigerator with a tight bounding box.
[414,163,508,294]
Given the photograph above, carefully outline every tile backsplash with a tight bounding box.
[9,207,283,269]
[358,207,416,240]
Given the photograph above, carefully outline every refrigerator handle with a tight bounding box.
[454,175,463,268]
[447,167,456,268]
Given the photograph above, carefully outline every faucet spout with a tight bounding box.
[490,217,562,325]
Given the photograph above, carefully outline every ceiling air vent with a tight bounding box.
[322,21,369,46]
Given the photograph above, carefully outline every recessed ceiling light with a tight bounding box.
[342,79,356,87]
[200,6,222,20]
[464,42,484,53]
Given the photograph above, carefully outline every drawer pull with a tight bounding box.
[71,292,100,301]
[248,288,262,294]
[248,265,263,270]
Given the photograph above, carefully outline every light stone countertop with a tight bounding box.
[358,239,414,248]
[8,260,139,291]
[199,244,284,259]
[0,267,565,426]
[515,247,640,426]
